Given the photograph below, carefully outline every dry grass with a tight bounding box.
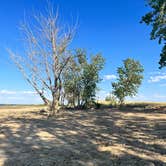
[0,105,166,166]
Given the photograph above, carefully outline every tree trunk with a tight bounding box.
[119,99,124,108]
[73,94,75,108]
[48,93,60,116]
[49,100,59,116]
[77,95,80,108]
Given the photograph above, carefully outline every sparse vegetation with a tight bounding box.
[0,104,165,165]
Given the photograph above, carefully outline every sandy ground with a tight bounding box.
[0,106,166,166]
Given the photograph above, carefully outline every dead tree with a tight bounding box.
[8,7,76,116]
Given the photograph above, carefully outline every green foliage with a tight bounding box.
[82,56,104,107]
[141,0,166,68]
[112,58,144,105]
[160,45,166,68]
[63,49,105,108]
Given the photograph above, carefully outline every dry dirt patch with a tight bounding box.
[0,106,166,166]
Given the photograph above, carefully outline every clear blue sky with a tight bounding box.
[0,0,166,104]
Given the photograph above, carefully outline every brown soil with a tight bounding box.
[0,106,165,166]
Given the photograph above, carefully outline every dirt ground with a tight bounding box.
[0,105,166,166]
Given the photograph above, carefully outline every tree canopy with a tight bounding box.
[112,58,144,105]
[141,0,166,68]
[63,49,105,108]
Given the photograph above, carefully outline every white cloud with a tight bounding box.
[148,74,166,83]
[104,74,117,80]
[0,89,41,104]
[22,91,36,94]
[0,90,17,95]
[0,90,36,95]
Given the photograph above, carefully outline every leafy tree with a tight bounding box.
[141,0,166,68]
[81,54,104,107]
[63,51,83,107]
[112,58,144,105]
[63,49,104,108]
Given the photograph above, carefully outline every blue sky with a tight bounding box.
[0,0,166,104]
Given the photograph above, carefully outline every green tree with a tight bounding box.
[63,49,104,108]
[63,51,83,107]
[141,0,166,68]
[112,58,144,105]
[81,54,104,107]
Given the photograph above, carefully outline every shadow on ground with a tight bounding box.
[0,106,166,166]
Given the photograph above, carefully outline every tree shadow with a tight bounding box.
[121,104,166,114]
[0,108,165,165]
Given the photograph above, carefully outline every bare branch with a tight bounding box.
[8,5,77,114]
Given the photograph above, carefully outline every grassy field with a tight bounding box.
[0,104,166,166]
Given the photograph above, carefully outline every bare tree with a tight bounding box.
[8,6,76,116]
